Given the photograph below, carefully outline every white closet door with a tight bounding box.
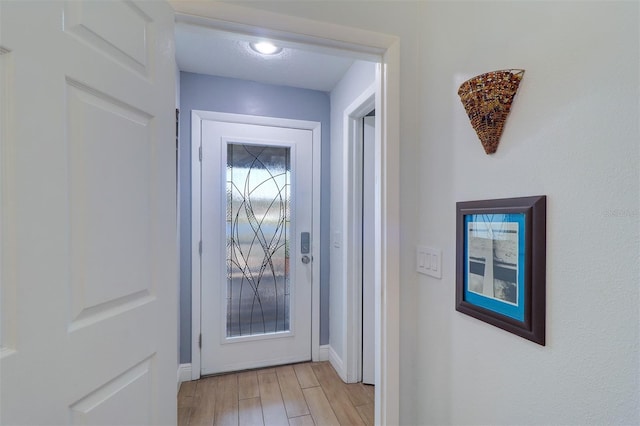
[0,1,177,424]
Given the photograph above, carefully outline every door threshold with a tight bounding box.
[199,359,314,378]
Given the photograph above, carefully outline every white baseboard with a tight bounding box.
[317,344,329,361]
[177,363,192,391]
[328,346,347,382]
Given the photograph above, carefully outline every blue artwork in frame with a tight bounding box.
[464,213,525,321]
[456,196,546,345]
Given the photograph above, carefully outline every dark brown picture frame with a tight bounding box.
[456,195,546,345]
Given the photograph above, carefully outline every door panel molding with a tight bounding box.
[191,110,321,378]
[63,0,152,77]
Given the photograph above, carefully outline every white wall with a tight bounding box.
[421,2,639,424]
[328,60,376,372]
[239,1,639,424]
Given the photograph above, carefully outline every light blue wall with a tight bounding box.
[179,72,331,363]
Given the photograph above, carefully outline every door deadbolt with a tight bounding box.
[300,232,310,254]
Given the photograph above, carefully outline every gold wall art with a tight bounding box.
[458,69,525,154]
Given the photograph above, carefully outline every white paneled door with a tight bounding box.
[198,116,314,375]
[0,1,177,424]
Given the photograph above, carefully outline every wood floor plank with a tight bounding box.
[238,397,264,426]
[238,371,260,400]
[326,391,366,426]
[312,362,373,407]
[293,363,320,389]
[302,387,340,426]
[344,382,374,407]
[179,362,372,426]
[310,362,342,397]
[179,379,197,421]
[178,406,191,426]
[258,372,289,426]
[189,377,217,426]
[362,384,374,402]
[179,394,195,409]
[276,365,310,418]
[214,374,238,426]
[310,363,365,425]
[356,403,375,426]
[288,414,315,426]
[179,380,198,398]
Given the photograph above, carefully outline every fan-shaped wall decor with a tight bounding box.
[458,69,525,154]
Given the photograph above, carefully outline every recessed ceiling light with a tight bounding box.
[250,41,282,55]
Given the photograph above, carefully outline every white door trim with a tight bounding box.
[191,110,321,379]
[172,3,401,424]
[343,83,377,384]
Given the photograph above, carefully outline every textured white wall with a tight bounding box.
[328,60,376,366]
[420,2,639,424]
[238,1,639,424]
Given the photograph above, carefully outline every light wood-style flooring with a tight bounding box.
[178,361,374,426]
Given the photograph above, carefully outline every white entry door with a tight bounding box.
[198,115,314,375]
[0,1,177,424]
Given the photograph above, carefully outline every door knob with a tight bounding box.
[301,255,311,264]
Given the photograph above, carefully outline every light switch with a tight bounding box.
[416,245,442,279]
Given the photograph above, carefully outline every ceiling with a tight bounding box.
[175,22,357,92]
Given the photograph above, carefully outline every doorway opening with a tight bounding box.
[172,3,401,423]
[341,84,376,385]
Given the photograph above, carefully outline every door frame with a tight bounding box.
[172,2,401,424]
[343,83,377,384]
[191,110,321,378]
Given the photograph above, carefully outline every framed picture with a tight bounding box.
[456,195,546,345]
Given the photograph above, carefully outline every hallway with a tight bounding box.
[178,362,374,425]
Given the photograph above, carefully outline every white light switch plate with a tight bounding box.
[417,245,442,279]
